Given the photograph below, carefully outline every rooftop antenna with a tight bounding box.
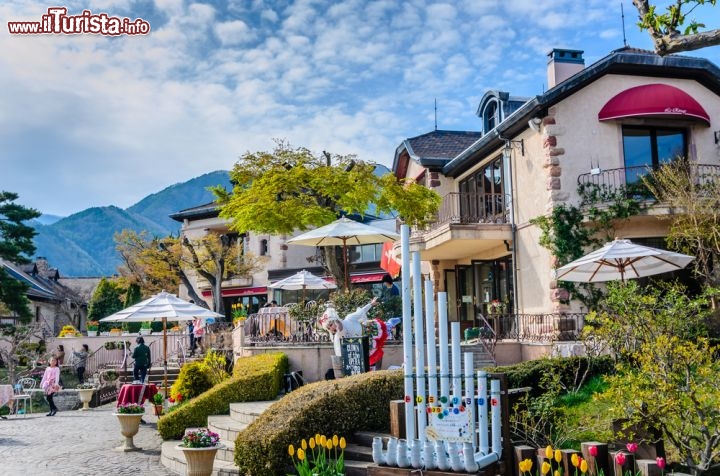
[434,98,438,131]
[621,2,628,47]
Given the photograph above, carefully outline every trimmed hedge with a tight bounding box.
[158,352,288,440]
[169,360,213,400]
[486,356,615,396]
[234,369,404,476]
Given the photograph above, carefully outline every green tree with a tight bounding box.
[0,191,40,321]
[124,282,142,307]
[603,336,720,473]
[213,141,441,289]
[582,280,711,361]
[87,278,125,330]
[633,0,720,55]
[643,160,720,307]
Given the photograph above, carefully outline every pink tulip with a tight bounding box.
[589,446,598,457]
[656,457,666,470]
[615,453,627,466]
[626,443,638,453]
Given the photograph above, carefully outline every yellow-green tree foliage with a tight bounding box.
[213,142,441,236]
[603,336,720,472]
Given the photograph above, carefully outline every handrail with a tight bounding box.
[412,191,510,234]
[577,163,720,191]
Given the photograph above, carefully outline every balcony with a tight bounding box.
[577,163,720,200]
[410,192,512,260]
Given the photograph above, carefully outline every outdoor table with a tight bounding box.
[116,383,158,407]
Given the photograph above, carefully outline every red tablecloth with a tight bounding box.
[116,384,158,407]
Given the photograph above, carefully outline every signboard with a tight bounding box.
[425,406,472,442]
[341,336,369,376]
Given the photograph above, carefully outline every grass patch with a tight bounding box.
[558,376,614,448]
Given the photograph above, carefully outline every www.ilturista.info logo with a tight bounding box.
[8,7,151,35]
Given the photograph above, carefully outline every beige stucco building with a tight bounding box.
[393,47,720,338]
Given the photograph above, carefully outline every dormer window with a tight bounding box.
[483,100,499,133]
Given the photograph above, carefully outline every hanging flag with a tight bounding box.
[380,241,401,278]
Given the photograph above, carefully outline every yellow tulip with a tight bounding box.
[326,440,333,450]
[542,461,551,475]
[555,470,561,476]
[340,437,347,449]
[309,438,316,449]
[519,458,533,473]
[580,459,589,473]
[546,446,554,459]
[555,449,562,463]
[288,444,295,457]
[333,435,339,446]
[571,454,579,467]
[320,435,327,446]
[301,439,307,450]
[297,448,306,461]
[316,433,321,443]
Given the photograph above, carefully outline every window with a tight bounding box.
[458,156,506,221]
[349,243,382,263]
[260,239,268,256]
[483,100,498,133]
[622,126,687,183]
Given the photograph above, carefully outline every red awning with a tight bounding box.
[598,83,710,125]
[201,286,268,298]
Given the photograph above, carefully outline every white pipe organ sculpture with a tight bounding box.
[371,224,503,472]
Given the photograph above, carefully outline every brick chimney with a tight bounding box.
[547,48,584,88]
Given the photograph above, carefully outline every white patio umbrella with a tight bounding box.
[100,291,223,397]
[269,269,337,301]
[286,217,400,290]
[555,238,694,283]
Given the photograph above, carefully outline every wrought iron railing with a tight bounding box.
[413,192,510,234]
[491,313,584,342]
[244,312,331,345]
[577,163,720,197]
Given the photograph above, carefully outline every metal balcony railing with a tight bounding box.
[413,192,510,234]
[577,163,720,198]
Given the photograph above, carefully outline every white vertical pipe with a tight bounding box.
[490,379,502,454]
[424,279,438,409]
[412,254,426,442]
[437,292,450,403]
[477,370,489,455]
[451,322,462,401]
[400,225,415,442]
[463,352,476,450]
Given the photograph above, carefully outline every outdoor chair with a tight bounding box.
[13,377,36,417]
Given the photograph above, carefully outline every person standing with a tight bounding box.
[132,337,151,384]
[188,320,196,356]
[192,317,205,354]
[54,344,65,365]
[40,357,61,416]
[380,274,400,299]
[72,344,89,384]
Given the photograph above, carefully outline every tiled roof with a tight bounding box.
[406,130,483,161]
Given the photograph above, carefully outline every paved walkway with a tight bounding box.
[0,404,175,475]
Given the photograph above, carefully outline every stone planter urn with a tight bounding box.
[87,330,98,336]
[113,413,144,451]
[177,445,223,476]
[77,388,94,410]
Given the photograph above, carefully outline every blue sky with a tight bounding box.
[2,0,720,217]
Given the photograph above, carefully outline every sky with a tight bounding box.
[2,0,720,217]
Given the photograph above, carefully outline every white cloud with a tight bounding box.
[215,20,253,45]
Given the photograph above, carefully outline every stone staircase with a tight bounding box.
[117,365,182,389]
[159,399,385,475]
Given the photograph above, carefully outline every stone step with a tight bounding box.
[161,440,239,475]
[208,415,248,442]
[229,400,277,424]
[346,459,379,476]
[353,430,393,447]
[216,439,236,463]
[344,442,374,462]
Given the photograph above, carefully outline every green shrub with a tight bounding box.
[203,350,229,385]
[234,370,403,476]
[169,361,213,401]
[158,352,287,440]
[487,356,614,396]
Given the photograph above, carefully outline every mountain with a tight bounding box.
[32,171,232,276]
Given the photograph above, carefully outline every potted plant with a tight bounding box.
[86,320,99,336]
[58,325,81,338]
[177,428,223,476]
[140,321,152,335]
[76,382,96,410]
[113,403,146,451]
[109,327,122,336]
[152,392,164,416]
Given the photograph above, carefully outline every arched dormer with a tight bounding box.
[476,90,530,134]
